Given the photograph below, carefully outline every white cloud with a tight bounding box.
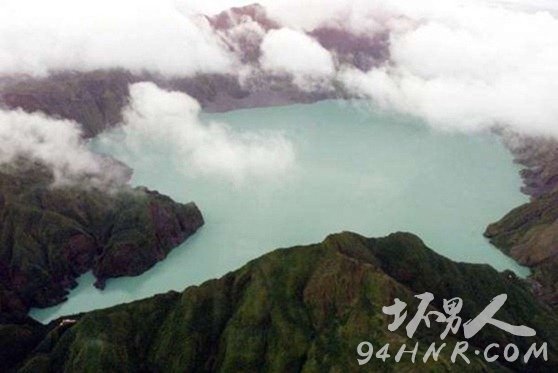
[178,0,256,16]
[262,0,392,33]
[0,109,129,187]
[339,0,558,137]
[259,28,335,89]
[0,0,236,77]
[106,82,295,184]
[3,0,558,138]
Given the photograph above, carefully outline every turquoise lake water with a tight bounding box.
[31,100,529,322]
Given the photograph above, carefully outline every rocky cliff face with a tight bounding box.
[0,69,342,139]
[3,232,557,372]
[0,70,135,138]
[485,136,558,305]
[309,26,390,71]
[0,164,203,316]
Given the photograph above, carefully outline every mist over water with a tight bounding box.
[31,100,529,322]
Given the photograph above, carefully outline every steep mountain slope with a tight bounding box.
[486,136,558,305]
[4,232,556,372]
[0,70,135,138]
[0,165,203,316]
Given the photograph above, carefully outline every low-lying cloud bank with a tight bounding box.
[0,0,236,77]
[259,28,335,89]
[102,82,295,184]
[337,0,558,137]
[2,0,558,139]
[0,82,296,187]
[227,0,558,137]
[0,109,129,187]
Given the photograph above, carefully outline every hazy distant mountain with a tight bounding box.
[0,4,389,137]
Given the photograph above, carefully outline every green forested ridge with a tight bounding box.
[3,231,556,372]
[0,165,203,316]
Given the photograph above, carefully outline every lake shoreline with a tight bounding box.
[30,99,531,322]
